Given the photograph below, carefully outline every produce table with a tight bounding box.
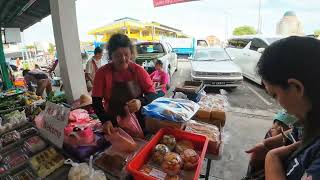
[0,86,228,180]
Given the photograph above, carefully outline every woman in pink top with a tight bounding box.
[150,60,169,97]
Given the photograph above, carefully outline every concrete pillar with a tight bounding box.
[49,0,87,103]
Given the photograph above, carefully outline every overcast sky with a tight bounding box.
[22,0,320,44]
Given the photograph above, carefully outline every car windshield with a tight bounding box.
[136,43,164,54]
[194,49,230,61]
[266,38,281,45]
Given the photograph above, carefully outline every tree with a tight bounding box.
[48,43,55,55]
[233,26,257,36]
[315,29,320,36]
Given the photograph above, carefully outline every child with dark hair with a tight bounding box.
[264,111,297,139]
[150,60,169,97]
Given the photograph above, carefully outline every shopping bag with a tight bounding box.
[105,128,137,153]
[117,106,144,139]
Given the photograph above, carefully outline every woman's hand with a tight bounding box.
[245,142,269,170]
[103,121,114,135]
[127,99,141,113]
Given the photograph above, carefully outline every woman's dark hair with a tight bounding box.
[155,60,163,66]
[107,33,135,59]
[22,69,30,76]
[257,36,320,142]
[94,47,103,55]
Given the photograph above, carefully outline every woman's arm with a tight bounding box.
[92,97,116,125]
[265,142,301,180]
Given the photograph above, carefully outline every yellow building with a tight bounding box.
[88,17,189,42]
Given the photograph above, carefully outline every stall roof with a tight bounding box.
[0,0,50,31]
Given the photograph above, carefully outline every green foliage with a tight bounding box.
[314,29,320,36]
[233,26,257,36]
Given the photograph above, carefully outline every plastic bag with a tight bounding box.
[66,157,106,180]
[198,94,230,111]
[117,106,144,139]
[142,98,199,122]
[105,128,137,153]
[69,109,90,122]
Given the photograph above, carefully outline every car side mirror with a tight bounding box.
[230,56,235,60]
[172,49,177,53]
[258,48,265,53]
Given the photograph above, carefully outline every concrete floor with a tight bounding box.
[171,60,281,180]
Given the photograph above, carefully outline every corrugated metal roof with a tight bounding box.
[0,0,50,31]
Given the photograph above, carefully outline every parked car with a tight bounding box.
[135,41,178,77]
[190,48,243,88]
[226,35,283,85]
[162,38,209,58]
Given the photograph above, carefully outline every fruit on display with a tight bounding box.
[175,140,195,154]
[151,144,170,164]
[160,135,176,151]
[161,152,183,176]
[3,148,29,170]
[23,136,47,154]
[20,127,38,138]
[1,130,21,147]
[180,149,199,170]
[30,147,65,178]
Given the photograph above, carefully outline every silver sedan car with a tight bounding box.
[190,48,243,88]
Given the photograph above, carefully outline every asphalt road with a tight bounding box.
[171,59,282,180]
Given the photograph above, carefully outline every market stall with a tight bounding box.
[0,81,228,180]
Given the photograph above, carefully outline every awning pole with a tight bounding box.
[0,28,13,90]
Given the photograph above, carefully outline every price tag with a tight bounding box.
[38,102,70,148]
[149,168,167,180]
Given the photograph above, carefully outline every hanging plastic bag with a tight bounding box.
[117,106,144,139]
[105,128,137,153]
[142,97,200,122]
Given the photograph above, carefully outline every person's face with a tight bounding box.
[111,47,131,71]
[264,79,311,121]
[155,64,162,71]
[94,53,103,61]
[270,121,282,136]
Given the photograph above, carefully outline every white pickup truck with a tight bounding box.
[135,41,178,77]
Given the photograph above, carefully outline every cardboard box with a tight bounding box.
[194,109,226,127]
[145,117,185,134]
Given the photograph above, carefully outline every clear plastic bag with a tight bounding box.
[105,128,137,153]
[66,157,106,180]
[117,106,144,139]
[142,98,199,122]
[69,109,90,122]
[198,94,230,111]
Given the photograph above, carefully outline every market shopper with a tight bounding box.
[92,33,157,135]
[149,60,169,97]
[246,36,320,180]
[23,69,52,96]
[85,47,103,92]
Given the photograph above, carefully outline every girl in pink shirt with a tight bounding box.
[150,60,169,97]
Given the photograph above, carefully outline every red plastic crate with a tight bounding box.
[127,128,209,180]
